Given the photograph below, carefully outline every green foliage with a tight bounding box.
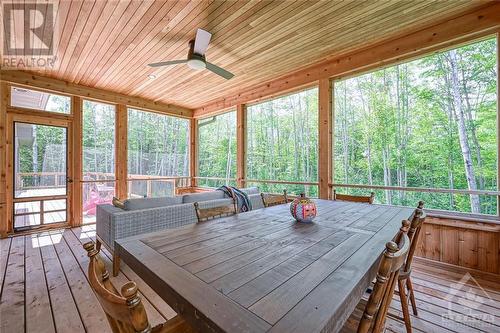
[247,88,319,196]
[198,111,237,188]
[82,100,115,179]
[334,38,497,214]
[127,108,190,177]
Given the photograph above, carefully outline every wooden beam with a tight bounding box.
[116,104,128,200]
[71,96,83,227]
[190,118,198,188]
[497,32,500,217]
[194,2,500,117]
[0,70,193,118]
[236,104,246,188]
[0,83,8,237]
[318,79,332,199]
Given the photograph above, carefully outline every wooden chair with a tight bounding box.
[395,201,426,333]
[193,198,237,223]
[83,242,193,333]
[261,189,289,207]
[341,220,410,333]
[333,189,375,204]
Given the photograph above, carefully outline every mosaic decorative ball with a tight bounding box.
[290,193,317,223]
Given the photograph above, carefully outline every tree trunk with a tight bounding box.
[448,50,480,213]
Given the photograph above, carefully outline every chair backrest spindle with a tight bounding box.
[333,190,375,204]
[357,220,410,333]
[261,189,289,207]
[194,197,238,223]
[83,242,151,333]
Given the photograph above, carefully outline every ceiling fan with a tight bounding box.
[148,28,234,80]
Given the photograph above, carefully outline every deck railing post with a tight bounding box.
[236,104,247,189]
[318,79,333,199]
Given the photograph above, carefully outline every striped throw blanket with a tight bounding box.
[217,186,252,212]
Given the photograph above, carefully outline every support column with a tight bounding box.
[116,104,128,200]
[318,79,333,199]
[71,96,83,227]
[497,33,500,217]
[190,118,198,188]
[0,83,8,236]
[236,104,247,188]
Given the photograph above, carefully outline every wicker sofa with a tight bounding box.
[96,187,264,275]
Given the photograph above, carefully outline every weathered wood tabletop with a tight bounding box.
[116,199,413,333]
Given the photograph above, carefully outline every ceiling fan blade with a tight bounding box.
[148,59,187,67]
[193,28,212,55]
[206,62,234,80]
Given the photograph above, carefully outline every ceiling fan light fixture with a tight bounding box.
[187,58,206,70]
[148,74,157,79]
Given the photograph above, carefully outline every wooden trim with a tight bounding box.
[0,70,193,118]
[236,104,246,188]
[190,118,198,188]
[245,179,319,186]
[6,106,73,120]
[318,79,332,199]
[330,183,500,196]
[497,32,500,217]
[194,3,500,117]
[71,96,82,227]
[115,104,128,200]
[0,82,8,237]
[424,216,500,232]
[5,111,13,236]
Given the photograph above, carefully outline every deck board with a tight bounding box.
[0,225,499,333]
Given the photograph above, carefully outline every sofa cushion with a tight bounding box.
[240,187,260,195]
[123,196,183,211]
[182,190,226,203]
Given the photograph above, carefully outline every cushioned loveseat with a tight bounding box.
[96,187,263,275]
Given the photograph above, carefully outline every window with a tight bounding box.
[13,123,68,229]
[127,108,190,198]
[11,86,71,114]
[82,100,116,223]
[246,88,318,196]
[198,111,237,187]
[334,38,497,215]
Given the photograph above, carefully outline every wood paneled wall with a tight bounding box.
[416,216,500,275]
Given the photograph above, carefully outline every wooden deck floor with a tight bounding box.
[1,225,499,333]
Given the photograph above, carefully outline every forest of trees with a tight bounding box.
[247,89,319,196]
[335,38,497,215]
[83,100,115,179]
[198,111,237,187]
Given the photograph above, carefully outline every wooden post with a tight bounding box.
[190,118,198,188]
[318,79,333,199]
[497,33,500,217]
[71,96,83,227]
[236,104,247,188]
[0,83,8,236]
[116,104,128,200]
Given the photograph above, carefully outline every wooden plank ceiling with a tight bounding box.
[10,0,489,110]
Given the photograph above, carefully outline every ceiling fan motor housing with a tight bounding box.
[187,40,207,70]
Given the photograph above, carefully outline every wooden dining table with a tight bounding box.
[115,199,414,333]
